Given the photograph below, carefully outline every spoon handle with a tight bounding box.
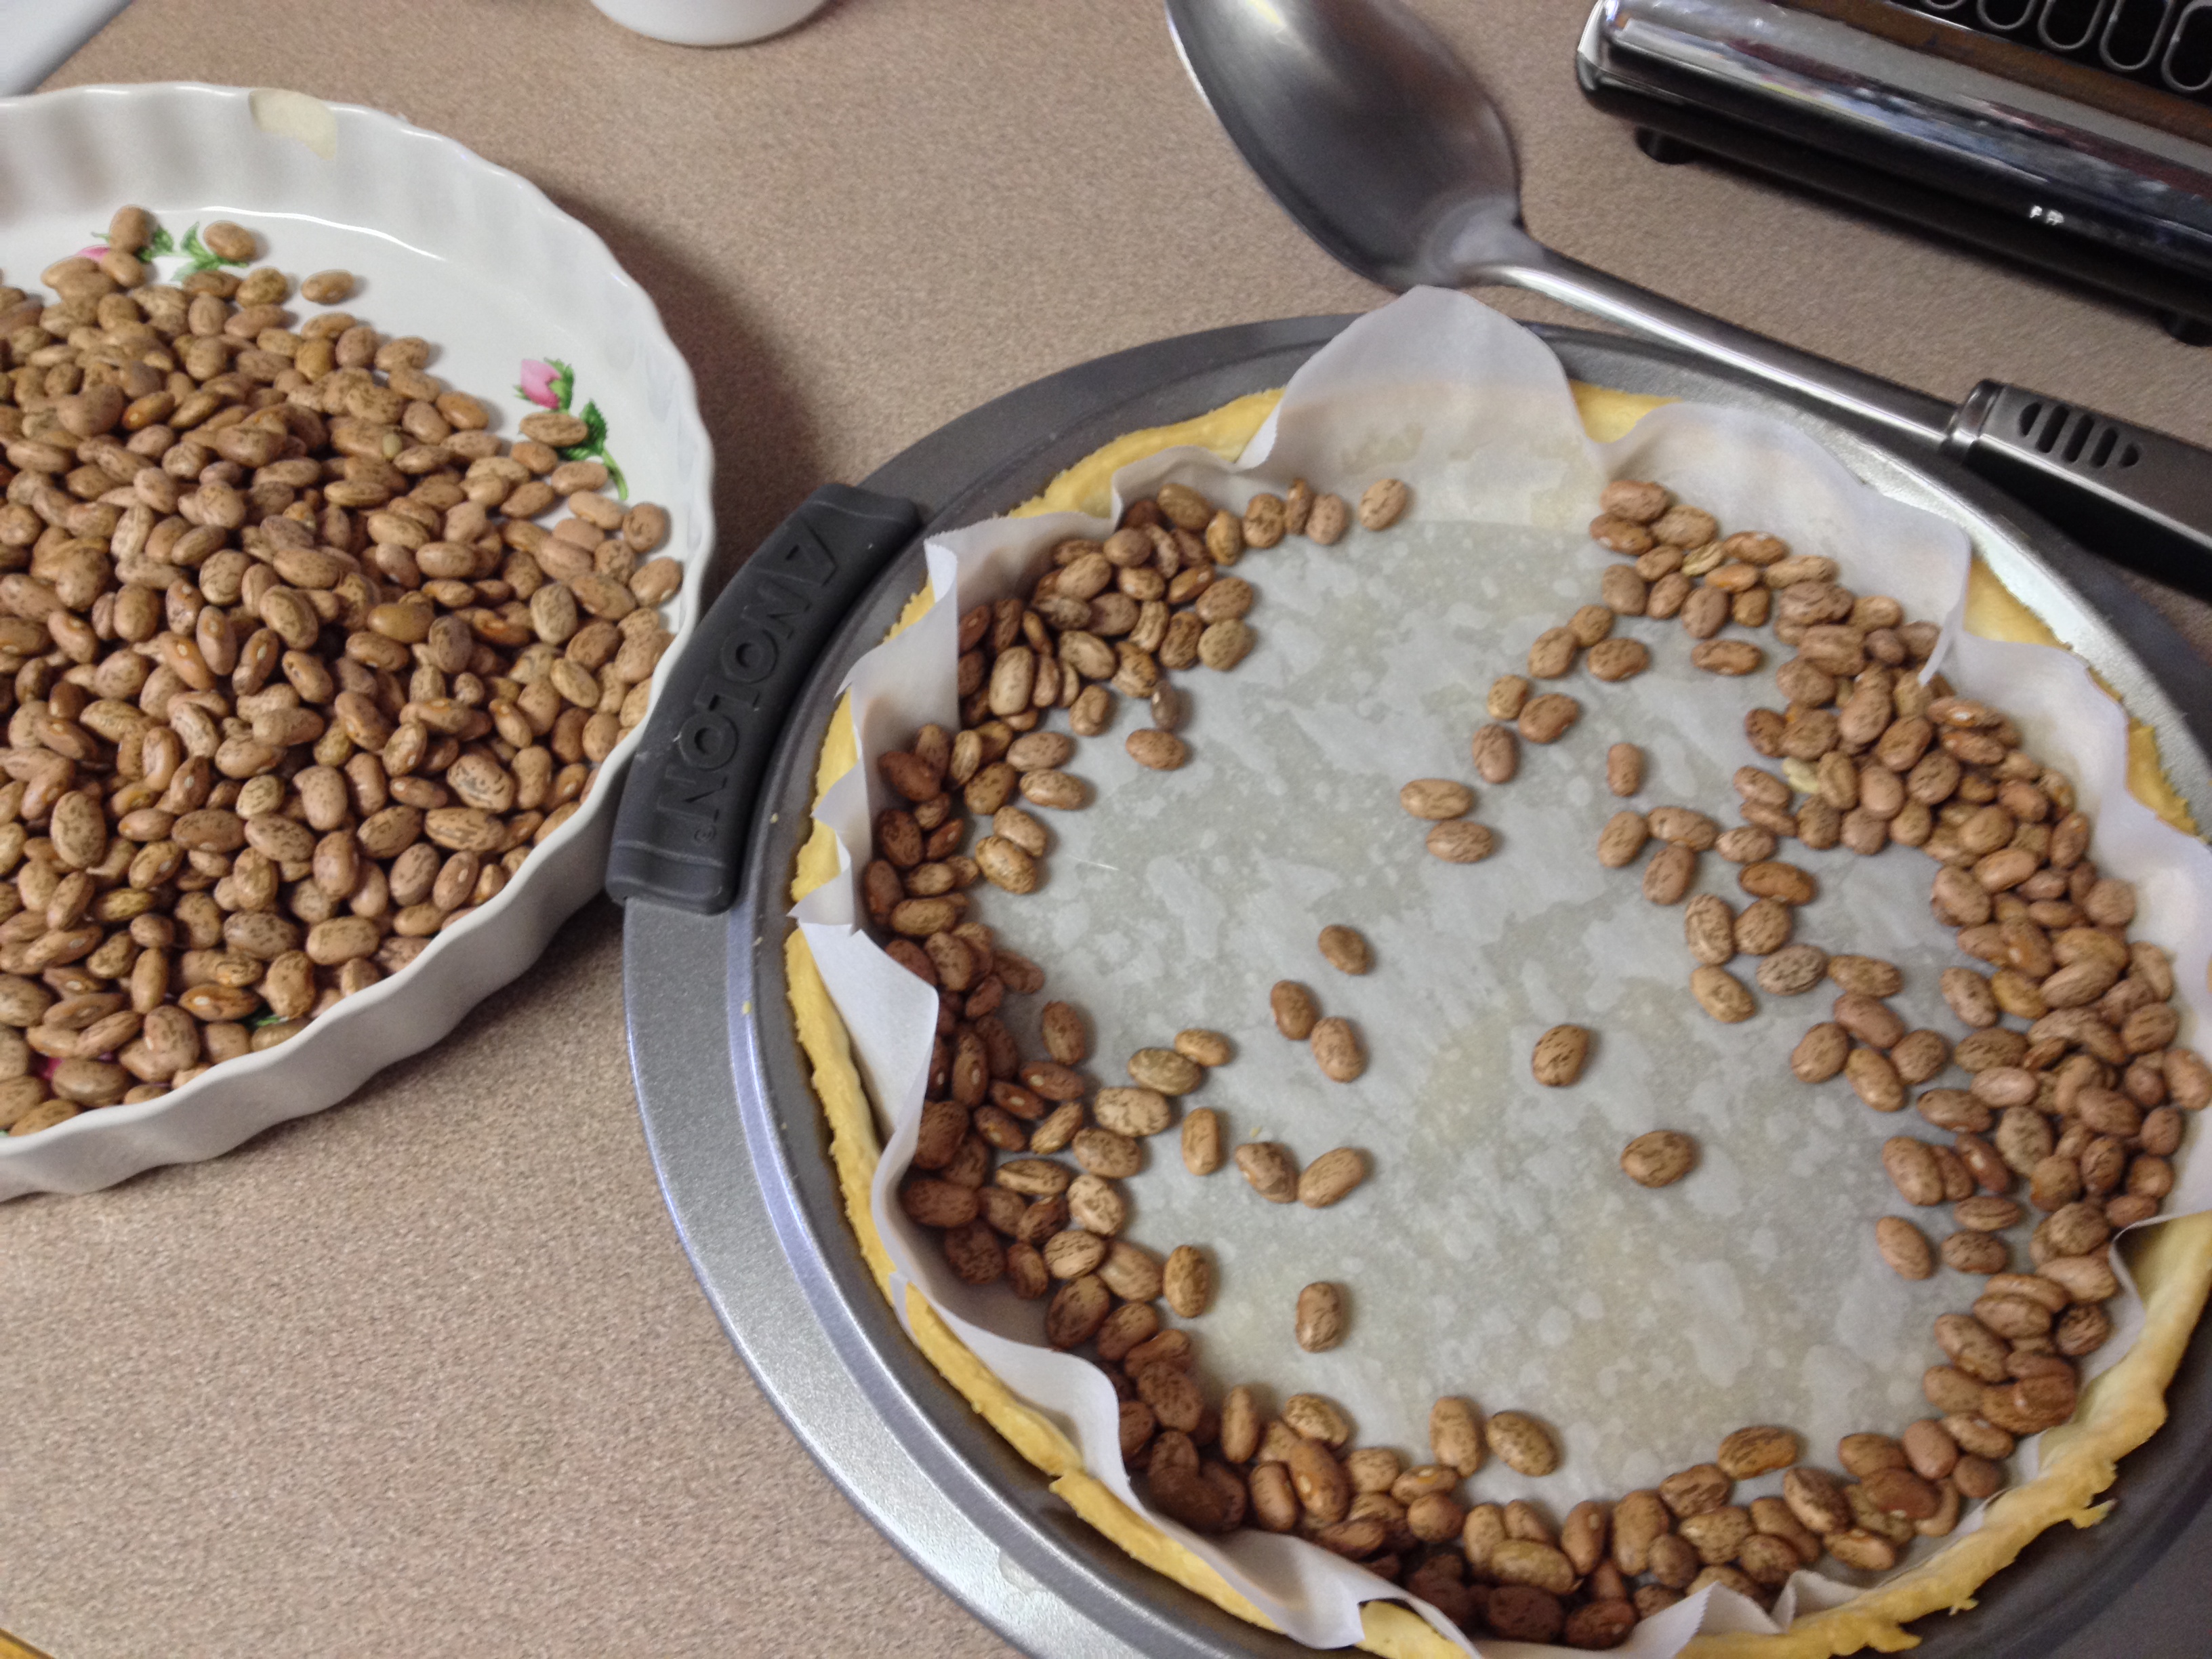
[1491,247,1952,445]
[1944,382,2212,590]
[1496,248,2212,580]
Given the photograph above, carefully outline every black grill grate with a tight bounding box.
[1897,0,2212,100]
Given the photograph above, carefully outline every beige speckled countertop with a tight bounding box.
[5,2,2209,1654]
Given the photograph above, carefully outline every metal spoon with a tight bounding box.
[1165,0,2212,584]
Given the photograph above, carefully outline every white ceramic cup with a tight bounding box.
[588,0,830,45]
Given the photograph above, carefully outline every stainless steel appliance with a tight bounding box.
[1579,0,2212,341]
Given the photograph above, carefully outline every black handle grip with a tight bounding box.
[1946,383,2212,594]
[607,483,923,914]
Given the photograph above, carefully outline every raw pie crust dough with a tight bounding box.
[785,382,2212,1658]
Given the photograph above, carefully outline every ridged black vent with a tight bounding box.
[2011,397,2148,471]
[1899,0,2212,99]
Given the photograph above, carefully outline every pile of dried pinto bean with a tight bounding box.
[0,209,680,1135]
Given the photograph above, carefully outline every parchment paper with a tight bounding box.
[794,290,2212,1656]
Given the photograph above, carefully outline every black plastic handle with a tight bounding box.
[607,483,923,914]
[1945,383,2212,596]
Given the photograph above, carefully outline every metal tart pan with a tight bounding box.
[624,316,2212,1658]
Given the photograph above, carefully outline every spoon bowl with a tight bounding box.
[1167,0,1538,289]
[1165,0,1945,442]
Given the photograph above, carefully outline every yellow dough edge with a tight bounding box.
[1962,558,2198,838]
[787,382,2212,1659]
[1008,390,1288,520]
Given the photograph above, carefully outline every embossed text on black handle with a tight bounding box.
[607,484,922,914]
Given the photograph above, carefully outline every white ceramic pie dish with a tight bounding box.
[0,83,714,1197]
